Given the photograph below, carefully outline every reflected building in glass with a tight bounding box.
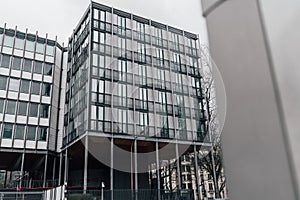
[62,2,209,199]
[0,25,66,188]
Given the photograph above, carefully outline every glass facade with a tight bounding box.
[63,3,207,146]
[59,3,211,197]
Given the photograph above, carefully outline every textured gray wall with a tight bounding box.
[202,0,299,199]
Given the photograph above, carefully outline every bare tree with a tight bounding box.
[199,45,227,199]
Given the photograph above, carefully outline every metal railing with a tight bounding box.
[0,191,44,200]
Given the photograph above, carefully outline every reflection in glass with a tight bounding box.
[3,123,13,139]
[25,40,35,52]
[26,125,36,140]
[12,57,22,70]
[0,54,10,68]
[18,102,27,116]
[0,99,4,113]
[3,35,13,47]
[0,76,7,90]
[38,127,47,141]
[9,78,20,92]
[44,63,52,75]
[23,59,32,72]
[15,125,25,139]
[36,42,44,54]
[15,37,24,50]
[31,82,40,95]
[34,61,43,74]
[29,103,38,117]
[20,80,30,93]
[6,100,16,115]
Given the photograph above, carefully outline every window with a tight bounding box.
[42,83,51,96]
[93,31,105,43]
[43,63,52,75]
[15,37,24,50]
[100,10,105,21]
[26,126,36,140]
[153,27,163,45]
[6,100,16,114]
[15,125,25,139]
[20,80,30,93]
[0,76,7,90]
[12,57,22,70]
[29,103,38,117]
[34,61,43,74]
[18,102,27,115]
[93,8,99,20]
[0,54,10,68]
[46,45,54,56]
[40,104,49,118]
[0,99,4,113]
[91,105,103,121]
[117,16,126,28]
[3,35,13,47]
[9,78,20,92]
[23,59,32,72]
[36,42,44,54]
[136,22,145,41]
[118,60,126,81]
[117,16,126,35]
[31,82,40,95]
[25,40,35,52]
[38,127,47,141]
[92,79,104,93]
[3,123,13,139]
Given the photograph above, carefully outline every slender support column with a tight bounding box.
[134,139,138,200]
[64,149,69,184]
[58,153,62,185]
[52,157,57,181]
[20,152,25,188]
[175,143,181,190]
[43,154,48,187]
[83,136,89,194]
[193,145,201,200]
[4,170,7,188]
[155,142,161,200]
[110,138,114,200]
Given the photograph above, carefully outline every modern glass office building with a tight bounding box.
[62,2,209,199]
[0,25,66,188]
[0,2,216,199]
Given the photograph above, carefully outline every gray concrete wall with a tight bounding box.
[202,0,299,199]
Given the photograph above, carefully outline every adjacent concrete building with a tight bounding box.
[0,25,66,188]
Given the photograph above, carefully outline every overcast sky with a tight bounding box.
[0,0,208,45]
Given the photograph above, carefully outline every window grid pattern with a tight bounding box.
[63,6,206,146]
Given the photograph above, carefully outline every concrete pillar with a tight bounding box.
[156,142,161,200]
[134,139,138,200]
[58,153,62,185]
[110,137,114,200]
[175,143,181,189]
[52,157,56,183]
[83,136,89,193]
[43,154,48,187]
[193,145,200,200]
